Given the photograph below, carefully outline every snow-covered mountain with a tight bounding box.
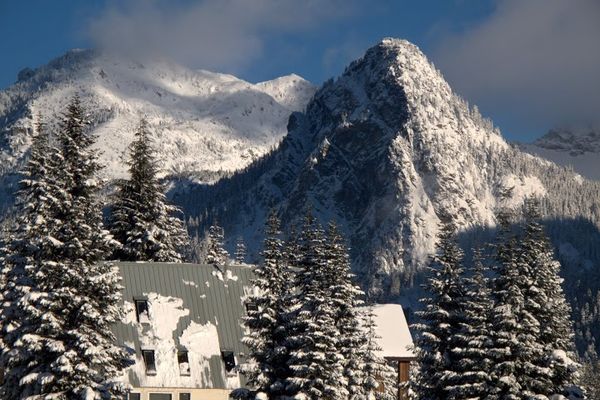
[520,126,600,181]
[175,39,600,309]
[0,49,316,209]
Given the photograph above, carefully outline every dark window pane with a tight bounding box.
[178,351,190,376]
[149,394,172,400]
[135,300,150,323]
[142,350,156,374]
[128,393,141,400]
[179,394,191,400]
[221,351,236,373]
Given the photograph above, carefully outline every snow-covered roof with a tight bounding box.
[112,262,253,389]
[372,304,416,360]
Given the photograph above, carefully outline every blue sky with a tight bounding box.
[1,0,599,141]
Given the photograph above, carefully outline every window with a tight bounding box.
[178,351,190,376]
[179,394,190,400]
[245,301,258,313]
[127,393,141,400]
[142,350,157,375]
[135,299,150,323]
[149,394,172,400]
[221,351,236,374]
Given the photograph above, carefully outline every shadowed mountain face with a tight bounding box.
[174,39,600,314]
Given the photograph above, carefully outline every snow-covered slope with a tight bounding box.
[520,126,600,181]
[0,49,316,205]
[175,39,600,304]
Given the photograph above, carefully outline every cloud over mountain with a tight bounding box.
[87,0,355,75]
[432,0,600,137]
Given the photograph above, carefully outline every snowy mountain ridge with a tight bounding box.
[176,39,600,308]
[0,48,316,209]
[520,125,600,181]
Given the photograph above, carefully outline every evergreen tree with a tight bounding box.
[206,223,229,267]
[286,212,347,400]
[324,223,368,399]
[487,205,545,399]
[236,211,294,399]
[578,355,600,399]
[521,198,578,395]
[234,236,247,264]
[412,220,466,400]
[447,248,494,398]
[0,97,130,399]
[109,118,187,262]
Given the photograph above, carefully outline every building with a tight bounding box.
[113,262,253,400]
[112,262,417,400]
[371,304,416,400]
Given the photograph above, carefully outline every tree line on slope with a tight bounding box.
[0,97,187,398]
[233,211,399,400]
[413,200,587,399]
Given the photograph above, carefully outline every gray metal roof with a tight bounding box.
[112,262,252,389]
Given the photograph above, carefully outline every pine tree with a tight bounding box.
[488,203,557,399]
[286,212,347,400]
[236,211,294,399]
[521,198,578,395]
[234,236,247,264]
[109,118,187,262]
[447,248,494,398]
[412,220,466,400]
[324,222,368,399]
[206,223,229,267]
[0,97,130,399]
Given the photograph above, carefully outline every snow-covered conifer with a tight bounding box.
[286,212,347,400]
[324,222,368,399]
[412,220,466,400]
[520,198,578,395]
[0,97,130,399]
[447,248,494,398]
[488,205,548,399]
[206,223,229,267]
[109,118,187,262]
[236,211,294,399]
[234,236,247,264]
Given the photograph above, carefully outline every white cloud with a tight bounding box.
[87,0,355,75]
[432,0,600,135]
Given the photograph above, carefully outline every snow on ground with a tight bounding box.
[370,304,415,359]
[498,174,547,209]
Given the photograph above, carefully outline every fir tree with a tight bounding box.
[206,223,229,267]
[412,220,466,400]
[447,248,494,398]
[236,211,294,399]
[324,222,368,399]
[488,204,554,399]
[286,212,347,400]
[109,118,187,262]
[521,198,578,395]
[0,97,130,399]
[234,236,247,264]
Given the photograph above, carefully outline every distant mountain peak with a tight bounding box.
[0,48,317,210]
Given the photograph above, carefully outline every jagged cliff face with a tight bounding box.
[178,39,564,297]
[0,49,316,210]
